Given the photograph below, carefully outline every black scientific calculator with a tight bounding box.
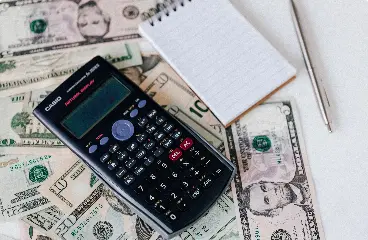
[33,56,235,238]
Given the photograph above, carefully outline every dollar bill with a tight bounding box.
[20,220,55,240]
[0,154,74,221]
[139,62,225,151]
[150,192,237,240]
[0,84,64,152]
[224,101,325,240]
[0,0,157,59]
[0,42,142,97]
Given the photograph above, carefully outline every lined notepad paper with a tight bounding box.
[139,0,296,126]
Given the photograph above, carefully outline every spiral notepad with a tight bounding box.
[139,0,296,126]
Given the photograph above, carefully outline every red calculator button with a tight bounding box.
[169,148,182,161]
[180,138,193,150]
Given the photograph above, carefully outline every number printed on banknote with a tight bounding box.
[0,0,158,59]
[0,154,74,221]
[225,101,325,240]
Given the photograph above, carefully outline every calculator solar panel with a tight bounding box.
[33,56,235,239]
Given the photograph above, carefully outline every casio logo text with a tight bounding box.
[45,96,62,111]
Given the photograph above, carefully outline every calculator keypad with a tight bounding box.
[96,101,227,225]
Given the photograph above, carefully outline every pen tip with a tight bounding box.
[327,123,332,133]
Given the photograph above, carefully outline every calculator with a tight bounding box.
[33,56,235,239]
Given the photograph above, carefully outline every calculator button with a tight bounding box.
[168,170,180,180]
[201,177,213,188]
[135,148,146,159]
[171,129,182,140]
[117,151,128,161]
[88,145,97,154]
[130,109,139,118]
[134,165,145,176]
[157,161,169,170]
[154,132,166,141]
[147,172,158,183]
[169,148,182,161]
[134,184,146,194]
[155,116,166,125]
[138,100,147,108]
[127,142,138,152]
[144,156,155,166]
[155,201,168,213]
[213,168,223,178]
[146,124,157,134]
[123,174,135,185]
[109,144,120,153]
[177,198,188,211]
[99,137,109,145]
[168,192,180,202]
[190,169,202,178]
[163,122,174,133]
[100,153,110,163]
[181,180,190,190]
[147,109,157,119]
[189,188,202,199]
[126,159,137,169]
[146,191,159,204]
[154,147,165,157]
[168,212,179,221]
[136,133,148,143]
[200,158,212,168]
[108,160,119,170]
[180,137,193,150]
[116,167,127,178]
[138,117,149,127]
[161,138,174,148]
[112,120,134,141]
[178,158,191,169]
[143,140,156,150]
[157,181,168,192]
[190,148,201,159]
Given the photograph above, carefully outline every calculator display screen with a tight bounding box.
[62,76,130,139]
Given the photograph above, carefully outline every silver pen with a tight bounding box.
[290,0,332,133]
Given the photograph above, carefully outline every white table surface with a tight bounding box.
[1,1,367,239]
[231,0,368,239]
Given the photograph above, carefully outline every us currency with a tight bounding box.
[20,220,55,240]
[0,0,158,59]
[0,84,65,154]
[150,192,237,240]
[0,154,75,221]
[224,101,325,240]
[35,159,155,239]
[0,43,142,97]
[139,62,225,152]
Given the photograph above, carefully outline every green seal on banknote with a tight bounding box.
[30,19,47,34]
[252,135,271,152]
[29,165,49,183]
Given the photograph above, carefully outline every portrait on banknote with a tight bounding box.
[225,101,324,239]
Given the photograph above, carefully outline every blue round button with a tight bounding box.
[130,109,138,118]
[100,137,109,145]
[112,120,134,141]
[88,145,98,154]
[138,100,147,108]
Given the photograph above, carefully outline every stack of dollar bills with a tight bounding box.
[0,0,325,239]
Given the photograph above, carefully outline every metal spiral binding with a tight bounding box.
[141,0,193,26]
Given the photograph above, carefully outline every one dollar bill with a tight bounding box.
[225,101,325,240]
